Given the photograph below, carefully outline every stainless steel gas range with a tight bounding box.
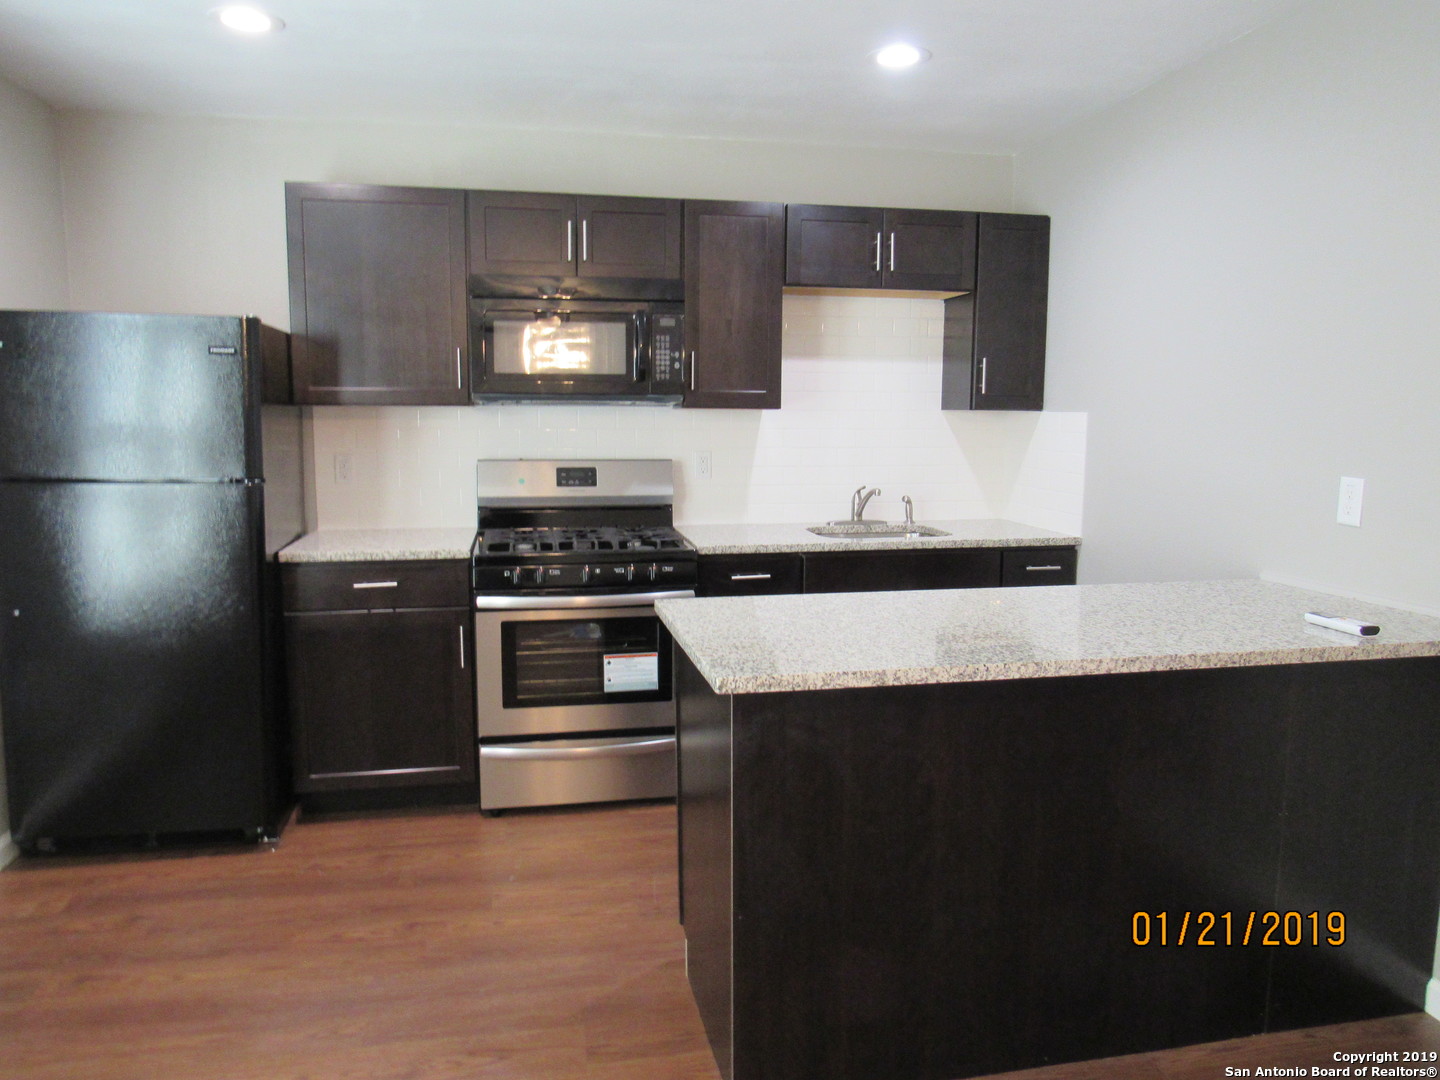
[469,459,697,812]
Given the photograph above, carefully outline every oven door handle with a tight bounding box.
[473,589,695,611]
[480,736,676,761]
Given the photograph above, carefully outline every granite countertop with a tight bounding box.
[675,519,1080,555]
[278,528,476,563]
[656,579,1440,695]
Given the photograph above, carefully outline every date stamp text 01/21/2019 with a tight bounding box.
[1131,910,1346,946]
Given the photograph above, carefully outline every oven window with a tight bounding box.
[500,616,673,709]
[491,316,630,377]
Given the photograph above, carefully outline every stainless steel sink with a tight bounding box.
[807,522,952,540]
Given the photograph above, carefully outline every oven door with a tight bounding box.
[472,301,644,399]
[473,593,690,740]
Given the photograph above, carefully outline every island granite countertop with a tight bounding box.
[656,579,1440,694]
[278,527,476,563]
[675,518,1079,555]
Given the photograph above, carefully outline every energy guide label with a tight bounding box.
[603,652,659,693]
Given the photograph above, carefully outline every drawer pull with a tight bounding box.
[730,572,773,581]
[351,580,399,589]
[1025,565,1063,572]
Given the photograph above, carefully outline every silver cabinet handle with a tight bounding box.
[481,736,674,762]
[456,346,463,389]
[979,356,988,396]
[689,349,697,392]
[874,231,882,273]
[352,581,399,589]
[474,589,695,611]
[729,573,773,581]
[458,625,466,669]
[566,219,574,262]
[1026,565,1064,572]
[888,231,896,272]
[581,218,589,262]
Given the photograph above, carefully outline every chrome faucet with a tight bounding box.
[901,495,914,528]
[851,485,881,521]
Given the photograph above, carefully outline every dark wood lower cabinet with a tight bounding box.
[282,561,476,801]
[696,546,1076,599]
[697,553,805,596]
[677,653,1440,1080]
[803,547,1001,593]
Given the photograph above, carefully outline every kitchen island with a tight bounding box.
[657,581,1440,1080]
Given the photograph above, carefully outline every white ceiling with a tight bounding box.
[0,0,1307,155]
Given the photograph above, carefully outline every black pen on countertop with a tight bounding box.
[1304,611,1380,637]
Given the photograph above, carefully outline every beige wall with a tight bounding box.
[56,111,1014,326]
[0,74,67,307]
[1015,0,1440,614]
[0,73,68,860]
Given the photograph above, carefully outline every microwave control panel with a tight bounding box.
[650,313,685,388]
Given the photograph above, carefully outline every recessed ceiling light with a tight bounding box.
[874,43,930,69]
[215,5,285,34]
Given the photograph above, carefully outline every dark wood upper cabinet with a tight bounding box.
[682,200,785,409]
[942,212,1050,412]
[466,190,575,278]
[285,182,468,406]
[467,191,682,295]
[885,208,979,291]
[786,204,977,291]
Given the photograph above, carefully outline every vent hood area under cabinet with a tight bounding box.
[283,182,1047,412]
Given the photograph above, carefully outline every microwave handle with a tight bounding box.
[633,312,644,382]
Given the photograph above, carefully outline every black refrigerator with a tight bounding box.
[0,310,307,852]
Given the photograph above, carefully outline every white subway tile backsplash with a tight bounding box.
[308,295,1085,534]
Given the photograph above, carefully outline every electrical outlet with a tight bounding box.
[1337,476,1364,527]
[334,453,353,485]
[695,450,713,481]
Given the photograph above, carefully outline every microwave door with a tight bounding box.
[479,309,641,397]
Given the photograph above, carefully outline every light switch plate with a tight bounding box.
[1337,476,1364,527]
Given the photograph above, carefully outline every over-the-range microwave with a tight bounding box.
[469,298,686,404]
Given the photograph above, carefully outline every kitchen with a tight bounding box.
[3,0,1440,1077]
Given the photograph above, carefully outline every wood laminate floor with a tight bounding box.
[2,801,1438,1080]
[0,802,719,1080]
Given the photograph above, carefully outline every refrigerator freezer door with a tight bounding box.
[0,481,280,846]
[0,311,255,482]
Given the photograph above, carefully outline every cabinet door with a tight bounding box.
[578,195,682,281]
[883,209,977,291]
[785,204,885,289]
[285,607,476,793]
[286,183,468,405]
[972,213,1049,410]
[467,191,577,278]
[683,200,785,409]
[803,548,1001,593]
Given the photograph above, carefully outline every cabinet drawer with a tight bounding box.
[1000,547,1078,587]
[804,548,1001,593]
[698,553,804,596]
[282,560,471,611]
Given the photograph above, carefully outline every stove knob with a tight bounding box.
[644,563,659,583]
[530,566,547,586]
[624,563,636,583]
